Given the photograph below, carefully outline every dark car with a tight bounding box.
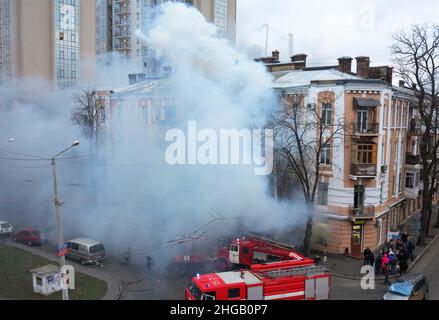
[384,273,429,300]
[12,228,42,246]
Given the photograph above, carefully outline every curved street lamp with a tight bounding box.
[50,140,80,301]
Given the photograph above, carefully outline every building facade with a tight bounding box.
[0,0,96,87]
[270,53,437,257]
[97,0,236,74]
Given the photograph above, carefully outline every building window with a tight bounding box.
[320,144,331,165]
[71,52,76,60]
[392,175,396,195]
[322,103,332,126]
[357,144,375,164]
[406,173,415,189]
[71,70,76,79]
[317,183,329,206]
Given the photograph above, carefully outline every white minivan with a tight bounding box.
[65,238,106,266]
[0,220,13,236]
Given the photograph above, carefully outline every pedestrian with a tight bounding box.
[369,251,375,267]
[407,240,415,262]
[401,232,408,244]
[363,247,371,266]
[390,253,397,275]
[375,253,382,275]
[382,253,389,273]
[146,256,156,283]
[383,263,391,286]
[398,248,409,275]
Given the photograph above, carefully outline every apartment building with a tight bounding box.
[270,53,434,256]
[0,0,96,87]
[97,0,236,74]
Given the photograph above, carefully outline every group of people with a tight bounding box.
[363,233,416,286]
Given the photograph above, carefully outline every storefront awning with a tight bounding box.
[353,98,381,108]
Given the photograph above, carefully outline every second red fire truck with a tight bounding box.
[185,259,331,301]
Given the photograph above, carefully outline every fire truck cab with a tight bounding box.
[186,260,331,301]
[217,234,311,269]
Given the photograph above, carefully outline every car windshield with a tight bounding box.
[188,280,203,300]
[89,244,105,253]
[31,231,40,236]
[388,282,413,297]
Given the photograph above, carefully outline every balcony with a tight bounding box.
[350,163,377,177]
[349,204,376,219]
[353,122,379,136]
[406,153,421,166]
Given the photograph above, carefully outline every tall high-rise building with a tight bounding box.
[97,0,236,74]
[0,0,96,88]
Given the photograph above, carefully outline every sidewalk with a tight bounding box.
[326,208,439,280]
[0,238,121,300]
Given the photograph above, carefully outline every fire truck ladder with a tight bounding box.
[264,265,328,279]
[246,233,298,252]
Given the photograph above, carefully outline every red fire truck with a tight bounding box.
[185,260,331,301]
[217,234,312,270]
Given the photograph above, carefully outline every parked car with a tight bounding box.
[384,273,429,300]
[65,238,106,266]
[0,220,14,237]
[12,228,42,246]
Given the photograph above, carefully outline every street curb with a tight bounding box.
[407,231,439,272]
[331,231,439,280]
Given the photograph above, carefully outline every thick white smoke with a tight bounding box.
[0,3,308,269]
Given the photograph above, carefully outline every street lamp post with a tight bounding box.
[50,141,80,301]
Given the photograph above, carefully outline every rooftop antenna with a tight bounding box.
[263,24,269,56]
[288,33,294,56]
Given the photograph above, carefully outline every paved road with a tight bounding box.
[410,234,439,300]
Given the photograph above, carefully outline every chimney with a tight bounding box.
[291,53,308,69]
[356,56,370,78]
[272,50,280,63]
[399,80,405,88]
[338,57,353,73]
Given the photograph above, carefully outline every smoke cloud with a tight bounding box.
[0,3,307,269]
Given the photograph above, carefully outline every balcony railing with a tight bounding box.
[406,153,421,166]
[353,122,379,135]
[350,163,377,177]
[349,204,375,218]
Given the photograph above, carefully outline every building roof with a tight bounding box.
[30,265,60,276]
[112,77,175,96]
[273,68,362,89]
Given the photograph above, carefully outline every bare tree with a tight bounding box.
[72,88,107,144]
[268,89,345,256]
[392,24,439,244]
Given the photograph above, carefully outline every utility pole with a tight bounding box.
[50,141,80,301]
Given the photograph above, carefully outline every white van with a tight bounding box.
[0,220,13,236]
[65,238,106,266]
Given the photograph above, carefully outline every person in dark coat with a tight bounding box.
[407,240,415,262]
[398,249,409,276]
[369,251,375,267]
[383,263,391,286]
[375,253,382,275]
[363,247,372,266]
[401,232,408,244]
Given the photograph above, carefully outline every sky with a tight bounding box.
[236,0,439,68]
